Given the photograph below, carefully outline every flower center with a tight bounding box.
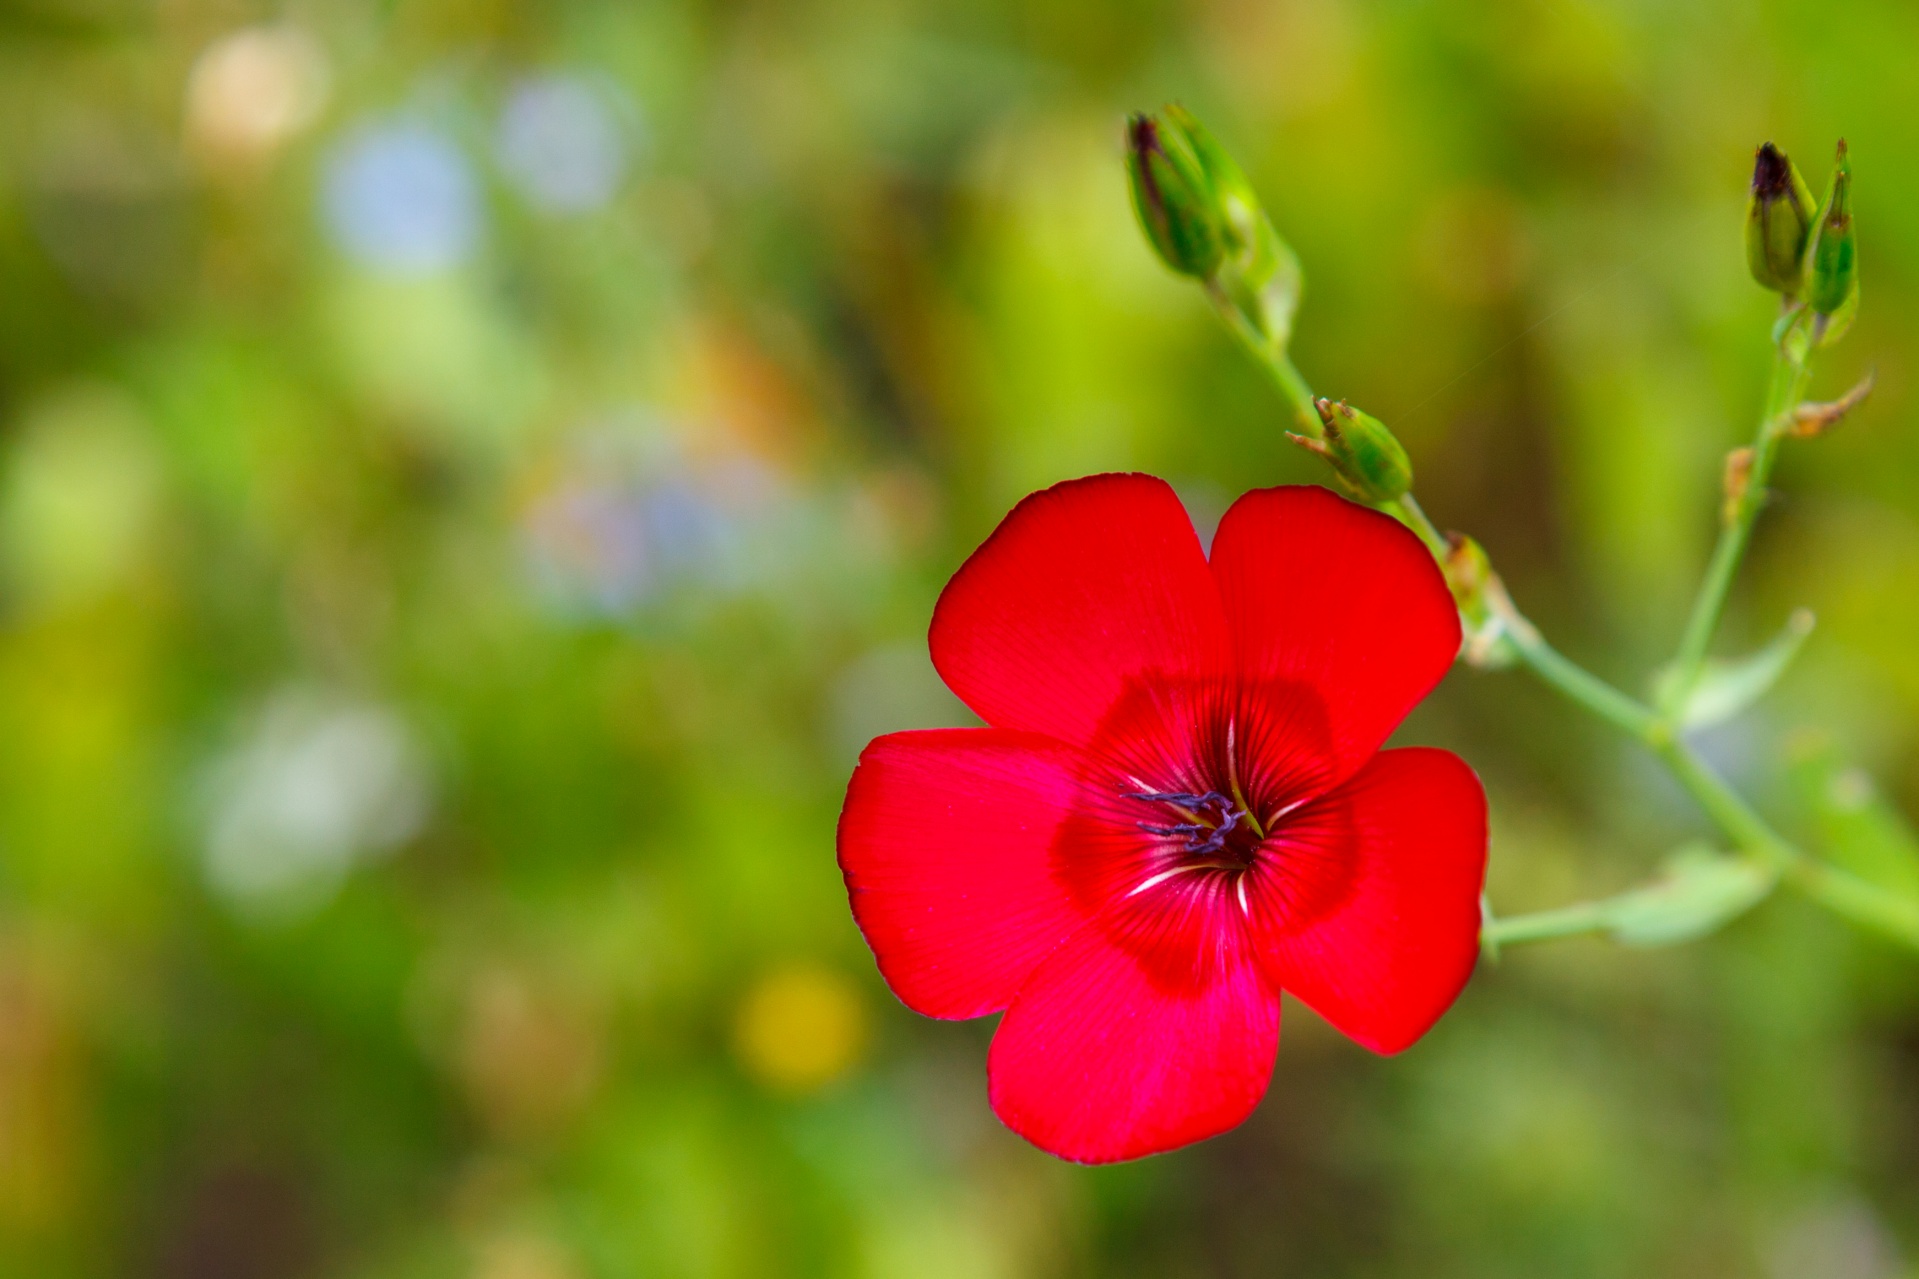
[1125,789,1266,872]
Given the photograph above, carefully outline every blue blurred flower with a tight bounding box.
[495,74,636,214]
[321,119,481,272]
[519,422,741,618]
[522,478,656,613]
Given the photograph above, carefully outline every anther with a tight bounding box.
[1129,789,1253,860]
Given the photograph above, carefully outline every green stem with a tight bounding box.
[1203,286,1457,562]
[1385,493,1449,558]
[1483,900,1614,946]
[1206,282,1318,435]
[1489,597,1663,741]
[1649,736,1791,863]
[1665,346,1813,709]
[1786,857,1919,946]
[1196,271,1919,954]
[1654,736,1919,947]
[1478,575,1919,950]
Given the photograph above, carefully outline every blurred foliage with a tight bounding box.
[1,0,1918,1276]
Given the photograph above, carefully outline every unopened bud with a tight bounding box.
[1289,399,1412,504]
[1126,113,1224,279]
[1163,105,1256,253]
[1443,533,1518,669]
[1807,140,1857,318]
[1126,104,1305,350]
[1443,532,1495,613]
[1746,142,1816,295]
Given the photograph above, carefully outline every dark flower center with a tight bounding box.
[1126,788,1266,872]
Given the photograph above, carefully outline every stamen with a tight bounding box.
[1125,790,1206,806]
[1127,788,1263,869]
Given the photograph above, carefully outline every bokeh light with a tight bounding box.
[496,74,636,214]
[184,25,331,169]
[200,688,430,918]
[321,119,482,273]
[0,385,163,612]
[732,963,869,1094]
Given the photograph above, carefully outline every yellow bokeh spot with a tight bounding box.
[732,963,868,1093]
[473,1230,582,1279]
[185,25,330,167]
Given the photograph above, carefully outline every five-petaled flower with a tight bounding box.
[837,475,1488,1163]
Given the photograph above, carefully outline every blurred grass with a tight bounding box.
[0,0,1918,1276]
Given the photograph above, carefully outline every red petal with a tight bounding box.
[838,729,1095,1019]
[987,877,1281,1163]
[930,474,1232,750]
[1245,748,1487,1054]
[1209,486,1460,797]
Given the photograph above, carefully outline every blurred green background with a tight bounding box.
[2,0,1918,1275]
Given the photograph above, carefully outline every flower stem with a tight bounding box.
[1482,900,1614,946]
[1652,735,1919,947]
[1203,276,1919,954]
[1205,282,1319,436]
[1485,595,1663,741]
[1484,616,1919,950]
[1664,345,1814,709]
[1384,493,1450,558]
[1785,857,1919,946]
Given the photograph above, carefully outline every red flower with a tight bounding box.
[838,475,1487,1163]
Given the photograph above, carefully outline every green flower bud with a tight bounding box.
[1807,140,1857,317]
[1289,399,1413,504]
[1163,105,1257,253]
[1162,104,1304,350]
[1746,142,1816,295]
[1126,113,1224,279]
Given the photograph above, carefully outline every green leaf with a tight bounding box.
[1605,844,1777,947]
[1786,732,1919,900]
[1657,609,1814,728]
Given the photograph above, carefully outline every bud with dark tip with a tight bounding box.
[1746,142,1816,295]
[1807,140,1857,318]
[1126,113,1224,279]
[1164,104,1304,350]
[1289,399,1412,504]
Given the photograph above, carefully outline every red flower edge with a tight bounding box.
[838,475,1488,1163]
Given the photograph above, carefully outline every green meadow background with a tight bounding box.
[2,0,1918,1275]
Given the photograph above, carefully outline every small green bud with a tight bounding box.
[1443,533,1518,669]
[1126,113,1224,279]
[1746,142,1816,295]
[1807,140,1857,317]
[1289,399,1412,504]
[1443,533,1496,616]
